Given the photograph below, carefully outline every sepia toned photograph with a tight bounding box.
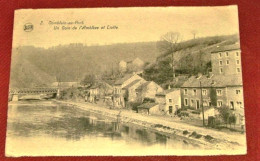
[6,6,246,156]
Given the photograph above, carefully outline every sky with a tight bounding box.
[12,6,239,48]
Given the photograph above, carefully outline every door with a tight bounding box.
[196,100,200,109]
[169,106,173,114]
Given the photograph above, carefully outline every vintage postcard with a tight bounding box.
[6,6,247,156]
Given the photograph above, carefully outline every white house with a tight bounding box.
[156,88,181,115]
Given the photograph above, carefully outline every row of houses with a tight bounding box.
[81,43,244,126]
[111,72,181,115]
[110,43,245,125]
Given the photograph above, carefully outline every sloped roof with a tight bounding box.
[156,88,179,96]
[211,44,240,53]
[137,103,158,109]
[136,81,152,90]
[114,74,136,85]
[181,74,242,88]
[122,79,142,89]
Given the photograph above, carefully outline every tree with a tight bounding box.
[229,114,237,128]
[81,74,96,87]
[191,30,198,39]
[218,106,232,127]
[157,32,181,80]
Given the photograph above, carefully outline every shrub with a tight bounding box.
[191,110,200,114]
[143,98,155,103]
[195,134,202,139]
[180,111,189,117]
[204,135,214,141]
[128,101,142,112]
[183,130,189,135]
[189,131,197,137]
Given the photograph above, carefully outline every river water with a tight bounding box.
[6,101,200,156]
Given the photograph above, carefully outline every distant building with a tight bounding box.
[88,85,99,103]
[156,88,181,115]
[135,81,164,102]
[87,81,113,103]
[119,57,145,73]
[122,79,146,102]
[112,73,144,108]
[119,60,127,73]
[137,103,160,115]
[51,81,79,88]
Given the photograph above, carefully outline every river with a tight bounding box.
[6,101,200,156]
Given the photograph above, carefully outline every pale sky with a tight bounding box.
[13,6,239,48]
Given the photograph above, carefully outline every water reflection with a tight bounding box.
[7,101,199,152]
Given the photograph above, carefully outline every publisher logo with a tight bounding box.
[24,23,33,32]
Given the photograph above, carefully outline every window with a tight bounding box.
[216,89,222,96]
[169,99,172,103]
[219,60,223,66]
[237,101,242,107]
[202,89,207,95]
[193,89,197,95]
[226,60,229,65]
[236,90,241,94]
[184,98,188,106]
[226,52,229,57]
[217,100,223,107]
[184,89,188,95]
[219,53,222,57]
[190,99,194,106]
[236,60,240,64]
[220,68,223,73]
[236,52,239,56]
[237,68,241,73]
[203,100,208,106]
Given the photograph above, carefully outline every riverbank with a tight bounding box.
[53,100,247,155]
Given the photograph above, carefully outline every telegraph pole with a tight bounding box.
[200,81,205,126]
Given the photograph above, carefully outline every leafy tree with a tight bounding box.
[81,74,96,87]
[218,106,232,127]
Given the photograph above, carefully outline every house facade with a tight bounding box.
[180,43,244,125]
[155,88,181,115]
[119,57,145,73]
[211,44,241,76]
[112,74,144,108]
[181,74,243,109]
[122,79,146,102]
[135,81,164,103]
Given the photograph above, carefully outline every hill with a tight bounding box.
[10,42,161,88]
[9,34,239,89]
[142,34,239,88]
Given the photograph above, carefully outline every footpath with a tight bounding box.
[54,100,247,154]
